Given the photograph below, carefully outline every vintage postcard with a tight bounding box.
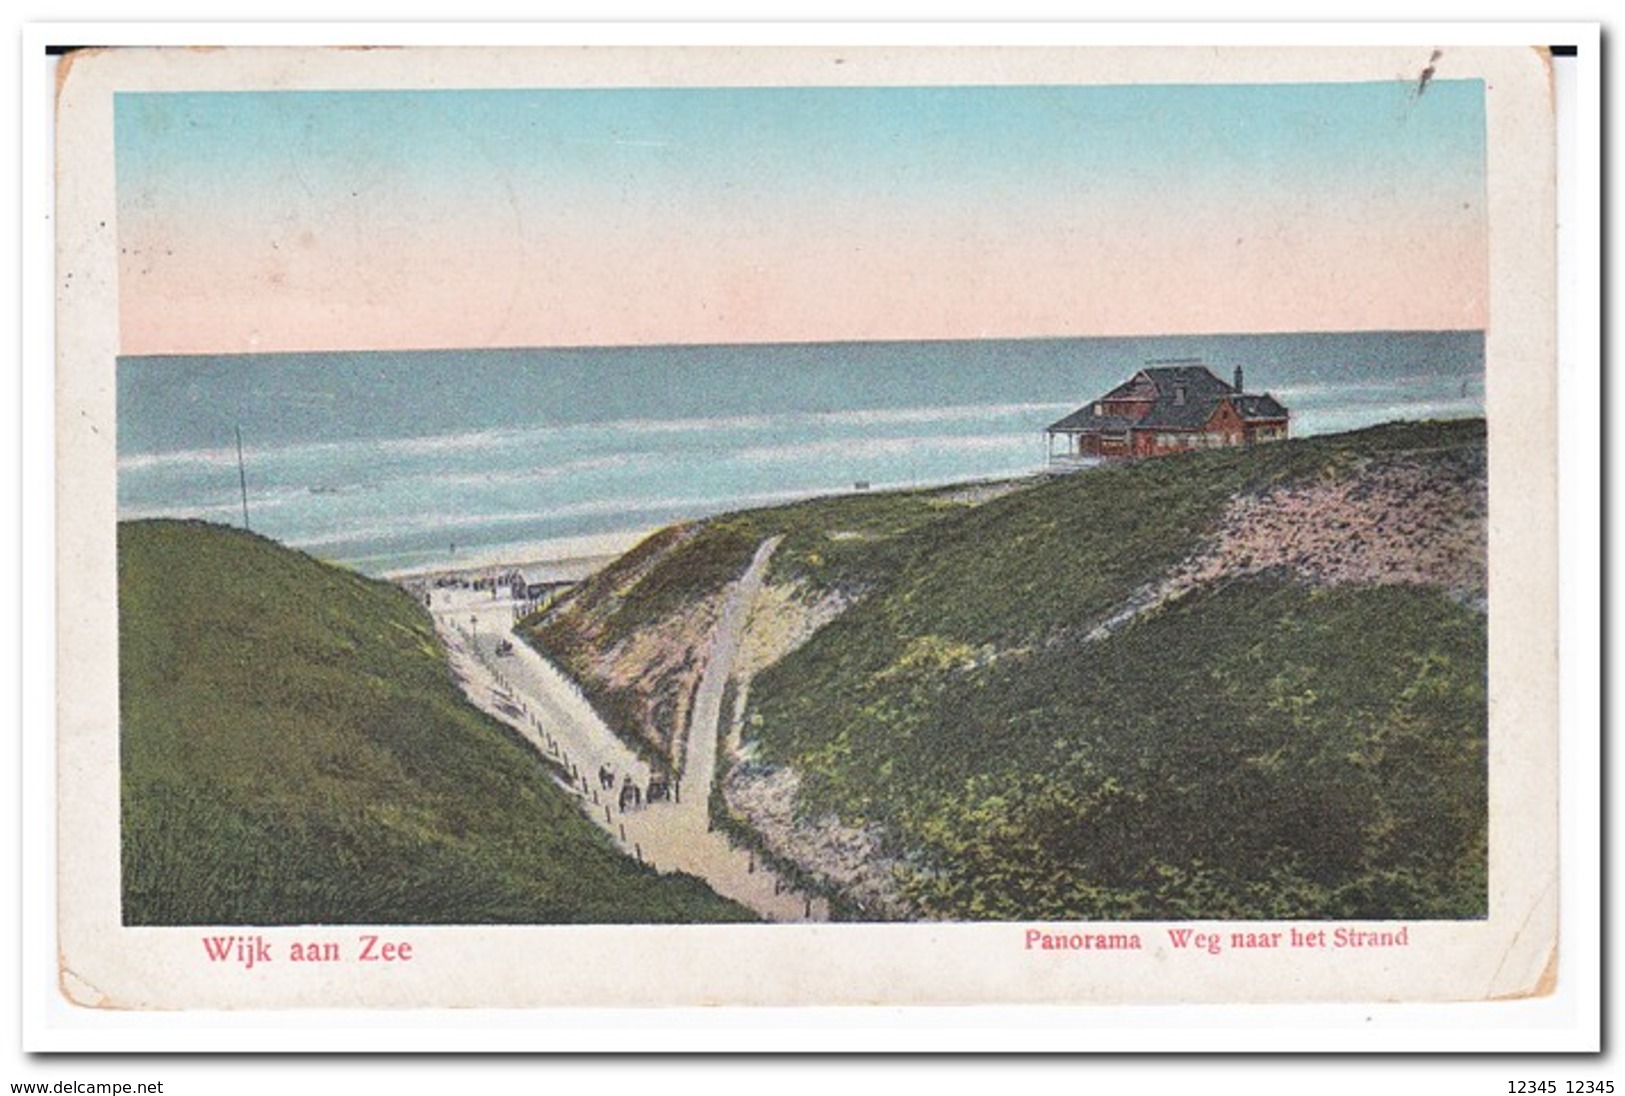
[51,41,1559,1015]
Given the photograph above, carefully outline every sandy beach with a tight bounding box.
[381,528,653,586]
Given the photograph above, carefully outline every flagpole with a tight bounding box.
[236,424,250,531]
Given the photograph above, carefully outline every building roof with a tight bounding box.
[1046,403,1137,434]
[1046,363,1289,437]
[1231,393,1289,421]
[1141,365,1237,400]
[1098,374,1161,403]
[1123,366,1237,430]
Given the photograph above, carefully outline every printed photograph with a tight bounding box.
[113,62,1492,930]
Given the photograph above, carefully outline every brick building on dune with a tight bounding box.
[1045,361,1290,465]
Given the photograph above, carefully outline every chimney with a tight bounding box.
[1233,366,1244,393]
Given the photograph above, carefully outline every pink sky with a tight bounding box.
[117,82,1488,355]
[118,194,1487,354]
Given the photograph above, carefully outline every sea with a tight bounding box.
[117,331,1484,577]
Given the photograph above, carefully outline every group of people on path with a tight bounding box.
[600,764,675,813]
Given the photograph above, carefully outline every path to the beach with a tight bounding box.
[426,538,827,922]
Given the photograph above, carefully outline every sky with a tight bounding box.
[115,79,1488,355]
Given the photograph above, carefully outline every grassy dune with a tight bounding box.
[119,520,753,925]
[749,421,1488,920]
[531,420,1489,921]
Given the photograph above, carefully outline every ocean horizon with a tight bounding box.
[118,331,1485,576]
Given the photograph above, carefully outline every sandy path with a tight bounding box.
[680,536,781,814]
[426,540,826,922]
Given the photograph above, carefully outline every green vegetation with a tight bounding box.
[528,487,975,668]
[521,490,979,765]
[534,419,1489,922]
[120,519,754,925]
[775,579,1486,920]
[748,420,1488,920]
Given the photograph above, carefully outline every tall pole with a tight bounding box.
[235,424,250,531]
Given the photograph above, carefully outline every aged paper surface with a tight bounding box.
[54,42,1557,1013]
